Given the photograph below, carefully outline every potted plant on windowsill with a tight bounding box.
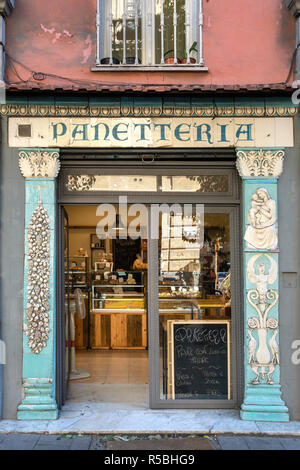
[125,57,142,64]
[164,49,181,64]
[181,41,198,64]
[100,57,120,65]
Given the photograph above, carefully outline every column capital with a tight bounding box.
[18,148,60,178]
[235,148,285,178]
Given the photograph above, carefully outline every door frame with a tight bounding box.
[148,204,243,409]
[56,159,243,409]
[56,206,70,408]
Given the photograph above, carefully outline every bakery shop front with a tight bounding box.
[8,100,295,422]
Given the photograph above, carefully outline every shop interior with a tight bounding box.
[64,205,231,403]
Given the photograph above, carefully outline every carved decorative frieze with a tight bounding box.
[19,149,60,178]
[186,175,229,193]
[236,149,285,177]
[246,254,279,385]
[67,175,97,191]
[1,104,298,118]
[24,201,51,354]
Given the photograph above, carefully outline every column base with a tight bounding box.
[17,406,58,421]
[241,384,289,422]
[17,378,58,420]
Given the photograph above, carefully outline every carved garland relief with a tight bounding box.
[24,201,51,354]
[19,149,59,354]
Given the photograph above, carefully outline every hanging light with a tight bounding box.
[111,214,126,232]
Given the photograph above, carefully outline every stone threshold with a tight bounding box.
[1,407,300,436]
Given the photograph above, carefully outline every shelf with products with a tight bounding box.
[90,233,107,271]
[65,256,90,290]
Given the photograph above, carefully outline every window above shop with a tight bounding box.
[95,0,206,70]
[66,174,230,193]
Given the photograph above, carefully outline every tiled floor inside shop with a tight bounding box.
[73,349,149,384]
[67,349,149,405]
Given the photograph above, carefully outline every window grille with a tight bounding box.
[96,0,204,67]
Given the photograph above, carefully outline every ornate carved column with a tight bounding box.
[17,148,60,420]
[236,148,289,422]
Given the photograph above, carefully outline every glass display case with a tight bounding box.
[92,271,145,311]
[90,271,147,349]
[159,279,229,319]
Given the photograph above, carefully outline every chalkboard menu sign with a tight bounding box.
[167,320,230,400]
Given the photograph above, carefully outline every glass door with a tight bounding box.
[56,206,71,408]
[64,209,71,388]
[148,205,239,408]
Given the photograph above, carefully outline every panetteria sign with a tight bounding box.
[8,117,294,148]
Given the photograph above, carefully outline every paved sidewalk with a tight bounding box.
[212,435,300,450]
[0,434,300,450]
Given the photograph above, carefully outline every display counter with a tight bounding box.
[90,271,147,349]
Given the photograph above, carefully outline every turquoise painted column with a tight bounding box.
[17,148,60,420]
[236,148,289,422]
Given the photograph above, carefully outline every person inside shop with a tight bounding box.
[218,254,230,273]
[203,267,216,296]
[132,253,148,270]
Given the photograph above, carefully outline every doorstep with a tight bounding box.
[1,405,300,435]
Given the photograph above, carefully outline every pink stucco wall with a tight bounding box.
[4,0,296,89]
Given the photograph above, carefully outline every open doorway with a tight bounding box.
[63,204,149,406]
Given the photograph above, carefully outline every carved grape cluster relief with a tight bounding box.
[24,203,51,354]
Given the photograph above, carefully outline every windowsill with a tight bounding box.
[91,64,208,72]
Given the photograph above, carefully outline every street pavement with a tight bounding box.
[0,433,299,450]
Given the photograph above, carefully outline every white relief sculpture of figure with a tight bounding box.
[246,254,279,385]
[247,256,277,305]
[244,188,278,250]
[269,330,279,365]
[248,329,257,364]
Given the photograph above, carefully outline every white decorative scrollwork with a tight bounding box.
[236,149,284,177]
[244,188,278,250]
[24,201,51,354]
[19,149,60,178]
[67,175,96,191]
[246,254,279,385]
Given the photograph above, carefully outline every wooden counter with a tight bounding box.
[91,309,147,349]
[77,296,230,350]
